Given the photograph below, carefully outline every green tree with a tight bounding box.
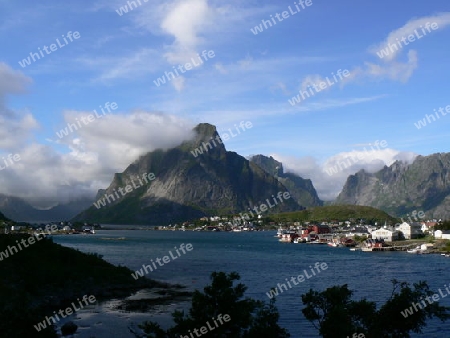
[140,271,290,338]
[301,280,449,338]
[436,220,450,231]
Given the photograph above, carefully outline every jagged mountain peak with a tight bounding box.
[249,154,323,207]
[250,154,284,177]
[335,152,450,218]
[73,124,307,225]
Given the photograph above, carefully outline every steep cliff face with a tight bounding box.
[74,124,303,225]
[250,155,323,207]
[335,153,450,218]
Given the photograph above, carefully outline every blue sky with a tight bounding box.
[0,0,449,205]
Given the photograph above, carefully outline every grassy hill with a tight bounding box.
[265,205,398,225]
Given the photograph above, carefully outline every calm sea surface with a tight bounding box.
[53,230,450,337]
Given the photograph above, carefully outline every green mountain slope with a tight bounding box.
[267,205,398,224]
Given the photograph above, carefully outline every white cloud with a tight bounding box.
[172,76,185,91]
[0,103,197,207]
[54,110,196,172]
[300,74,329,92]
[362,49,418,83]
[299,13,450,89]
[0,63,38,150]
[76,48,162,83]
[0,63,31,96]
[161,0,212,64]
[369,12,450,62]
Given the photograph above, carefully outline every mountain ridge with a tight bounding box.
[249,154,323,207]
[335,152,450,218]
[73,123,306,225]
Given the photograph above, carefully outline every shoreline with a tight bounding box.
[53,287,192,338]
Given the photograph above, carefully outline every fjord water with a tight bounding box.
[53,230,450,337]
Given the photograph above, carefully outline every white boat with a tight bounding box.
[327,241,343,247]
[407,244,427,254]
[275,227,286,238]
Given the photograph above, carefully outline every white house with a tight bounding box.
[396,222,423,239]
[434,230,450,240]
[371,228,400,242]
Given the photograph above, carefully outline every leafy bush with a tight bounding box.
[140,271,290,338]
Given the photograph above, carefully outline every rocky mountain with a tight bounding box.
[335,152,450,219]
[250,154,323,207]
[0,194,93,222]
[74,123,304,225]
[0,210,9,222]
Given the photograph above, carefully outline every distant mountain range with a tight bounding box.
[0,194,93,223]
[73,123,315,225]
[1,123,449,224]
[335,152,450,219]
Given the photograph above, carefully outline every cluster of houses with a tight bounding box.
[366,221,450,241]
[6,221,98,234]
[158,215,263,232]
[278,219,450,242]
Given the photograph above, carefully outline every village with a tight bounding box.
[4,214,450,255]
[155,215,450,255]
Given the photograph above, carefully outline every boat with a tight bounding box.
[407,244,428,254]
[361,239,395,252]
[279,233,299,243]
[407,246,420,253]
[327,236,344,247]
[275,227,284,238]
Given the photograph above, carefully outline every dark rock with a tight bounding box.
[61,321,78,336]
